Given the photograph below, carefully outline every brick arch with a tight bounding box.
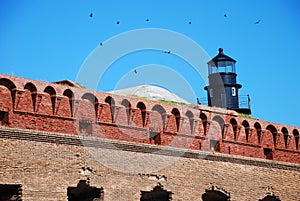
[121,99,131,125]
[0,78,16,108]
[0,86,12,125]
[44,86,56,95]
[44,86,56,114]
[105,96,115,123]
[212,115,225,138]
[266,124,278,147]
[200,112,208,135]
[24,82,37,92]
[293,129,299,150]
[202,115,225,151]
[171,108,180,132]
[185,110,194,133]
[82,93,99,118]
[137,101,146,127]
[281,127,289,148]
[152,104,166,127]
[63,89,74,117]
[230,118,238,140]
[0,78,16,91]
[24,82,37,112]
[148,104,166,144]
[254,122,262,144]
[242,120,250,142]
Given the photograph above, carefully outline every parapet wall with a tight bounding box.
[0,74,299,164]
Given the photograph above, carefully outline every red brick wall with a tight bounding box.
[0,74,299,164]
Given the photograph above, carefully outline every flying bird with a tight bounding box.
[99,42,103,46]
[116,21,120,24]
[254,19,261,24]
[134,69,137,74]
[164,50,171,54]
[224,14,227,17]
[146,18,149,22]
[188,21,192,24]
[89,13,93,18]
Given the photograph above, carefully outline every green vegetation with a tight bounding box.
[238,113,258,120]
[156,99,186,106]
[129,94,148,100]
[129,94,187,106]
[75,82,87,89]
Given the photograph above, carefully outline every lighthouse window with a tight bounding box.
[231,87,236,96]
[210,89,213,97]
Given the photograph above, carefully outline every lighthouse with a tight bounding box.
[204,48,251,114]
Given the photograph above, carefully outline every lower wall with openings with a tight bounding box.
[0,127,299,201]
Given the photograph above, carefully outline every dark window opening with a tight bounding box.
[254,122,262,144]
[264,148,273,160]
[141,184,172,201]
[137,102,146,127]
[0,184,22,201]
[105,96,115,123]
[295,136,299,150]
[200,113,208,135]
[171,108,180,132]
[242,120,250,142]
[293,129,299,150]
[44,86,56,115]
[284,134,289,148]
[67,180,103,201]
[202,186,230,201]
[230,118,238,140]
[281,127,289,148]
[150,131,161,145]
[24,82,37,112]
[186,110,194,133]
[266,125,277,147]
[63,89,74,117]
[210,140,220,152]
[121,99,131,125]
[79,120,92,135]
[0,111,8,125]
[259,194,281,201]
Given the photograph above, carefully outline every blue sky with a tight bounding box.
[1,0,300,127]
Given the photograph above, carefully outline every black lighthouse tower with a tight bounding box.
[204,48,251,114]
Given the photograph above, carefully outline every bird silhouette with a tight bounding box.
[134,69,137,74]
[224,14,227,17]
[254,19,261,24]
[99,42,103,46]
[116,21,120,24]
[146,18,149,22]
[164,50,171,54]
[89,13,93,18]
[188,21,192,24]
